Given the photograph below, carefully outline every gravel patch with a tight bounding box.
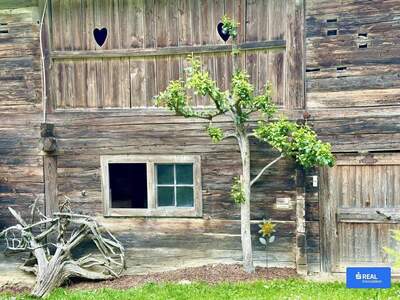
[0,264,298,294]
[69,264,298,290]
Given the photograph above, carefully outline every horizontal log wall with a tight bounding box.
[310,110,400,153]
[2,0,400,277]
[0,6,41,110]
[47,111,299,269]
[306,0,400,109]
[0,2,44,229]
[0,0,306,276]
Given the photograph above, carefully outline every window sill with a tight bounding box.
[105,207,202,218]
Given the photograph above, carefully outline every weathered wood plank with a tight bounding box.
[320,156,400,273]
[337,208,400,223]
[319,166,334,272]
[285,0,304,109]
[43,156,57,217]
[51,40,286,59]
[46,0,307,110]
[308,88,400,108]
[0,0,37,9]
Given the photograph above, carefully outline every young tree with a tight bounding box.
[155,16,334,273]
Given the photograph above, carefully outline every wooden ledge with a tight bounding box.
[51,40,286,60]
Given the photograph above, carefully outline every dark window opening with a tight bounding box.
[327,29,337,36]
[336,66,347,71]
[326,18,337,23]
[358,33,368,37]
[109,163,147,209]
[358,43,368,48]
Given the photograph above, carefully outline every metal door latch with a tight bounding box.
[376,210,392,220]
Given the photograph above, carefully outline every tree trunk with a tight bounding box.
[31,251,67,298]
[239,134,255,273]
[31,264,66,298]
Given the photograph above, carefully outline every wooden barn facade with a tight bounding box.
[1,0,399,276]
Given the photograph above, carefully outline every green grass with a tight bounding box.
[2,280,400,300]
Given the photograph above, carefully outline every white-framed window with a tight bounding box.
[100,155,202,217]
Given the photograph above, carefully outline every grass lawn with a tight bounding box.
[1,279,400,300]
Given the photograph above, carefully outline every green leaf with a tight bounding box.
[221,15,239,39]
[254,118,335,169]
[230,177,246,204]
[207,126,224,143]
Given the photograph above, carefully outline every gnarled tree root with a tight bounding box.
[0,199,125,298]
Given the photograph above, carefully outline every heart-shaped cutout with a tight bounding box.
[93,27,107,47]
[217,22,230,42]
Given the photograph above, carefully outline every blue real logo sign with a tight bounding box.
[346,267,391,288]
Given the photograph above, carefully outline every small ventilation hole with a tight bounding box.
[327,29,337,36]
[306,68,321,72]
[327,18,338,23]
[358,33,368,37]
[336,66,347,71]
[0,22,8,34]
[359,43,368,48]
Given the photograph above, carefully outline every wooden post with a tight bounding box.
[295,167,308,275]
[319,166,334,273]
[40,123,58,217]
[285,0,305,109]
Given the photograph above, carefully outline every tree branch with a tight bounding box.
[20,265,37,275]
[30,195,41,224]
[189,108,227,121]
[8,207,28,227]
[222,133,239,141]
[250,155,284,187]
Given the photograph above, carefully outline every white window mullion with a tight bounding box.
[174,164,177,207]
[147,161,156,209]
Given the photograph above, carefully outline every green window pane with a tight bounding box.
[176,187,194,207]
[157,187,174,206]
[176,164,193,184]
[157,164,174,184]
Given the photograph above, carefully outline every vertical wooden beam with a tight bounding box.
[40,123,58,217]
[319,166,335,273]
[38,0,54,114]
[285,0,305,109]
[295,167,308,275]
[44,156,57,217]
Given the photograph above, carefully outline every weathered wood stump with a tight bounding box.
[0,198,125,298]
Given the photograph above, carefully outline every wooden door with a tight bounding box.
[320,153,400,273]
